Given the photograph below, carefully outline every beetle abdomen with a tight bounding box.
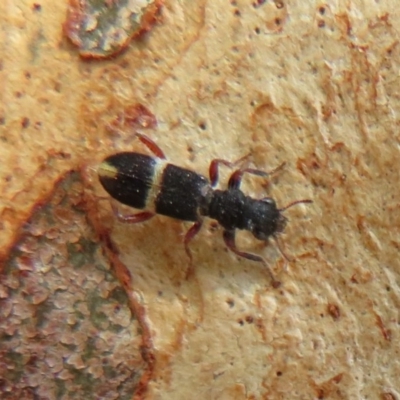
[98,152,157,209]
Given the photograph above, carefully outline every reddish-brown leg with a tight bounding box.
[223,230,281,288]
[136,132,166,159]
[183,220,203,278]
[209,154,250,187]
[228,168,267,189]
[111,202,155,223]
[228,162,286,189]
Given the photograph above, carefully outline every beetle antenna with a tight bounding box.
[279,199,312,212]
[273,235,294,262]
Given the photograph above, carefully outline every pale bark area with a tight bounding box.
[1,0,399,399]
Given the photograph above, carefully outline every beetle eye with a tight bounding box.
[262,197,275,205]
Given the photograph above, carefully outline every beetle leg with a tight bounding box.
[228,162,286,189]
[110,202,155,223]
[136,132,166,159]
[209,154,250,187]
[223,230,281,288]
[183,220,203,279]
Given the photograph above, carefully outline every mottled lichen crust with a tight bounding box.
[65,0,163,58]
[0,173,147,398]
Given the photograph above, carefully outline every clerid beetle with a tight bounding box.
[98,133,312,287]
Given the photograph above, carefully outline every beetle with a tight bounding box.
[98,133,312,287]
